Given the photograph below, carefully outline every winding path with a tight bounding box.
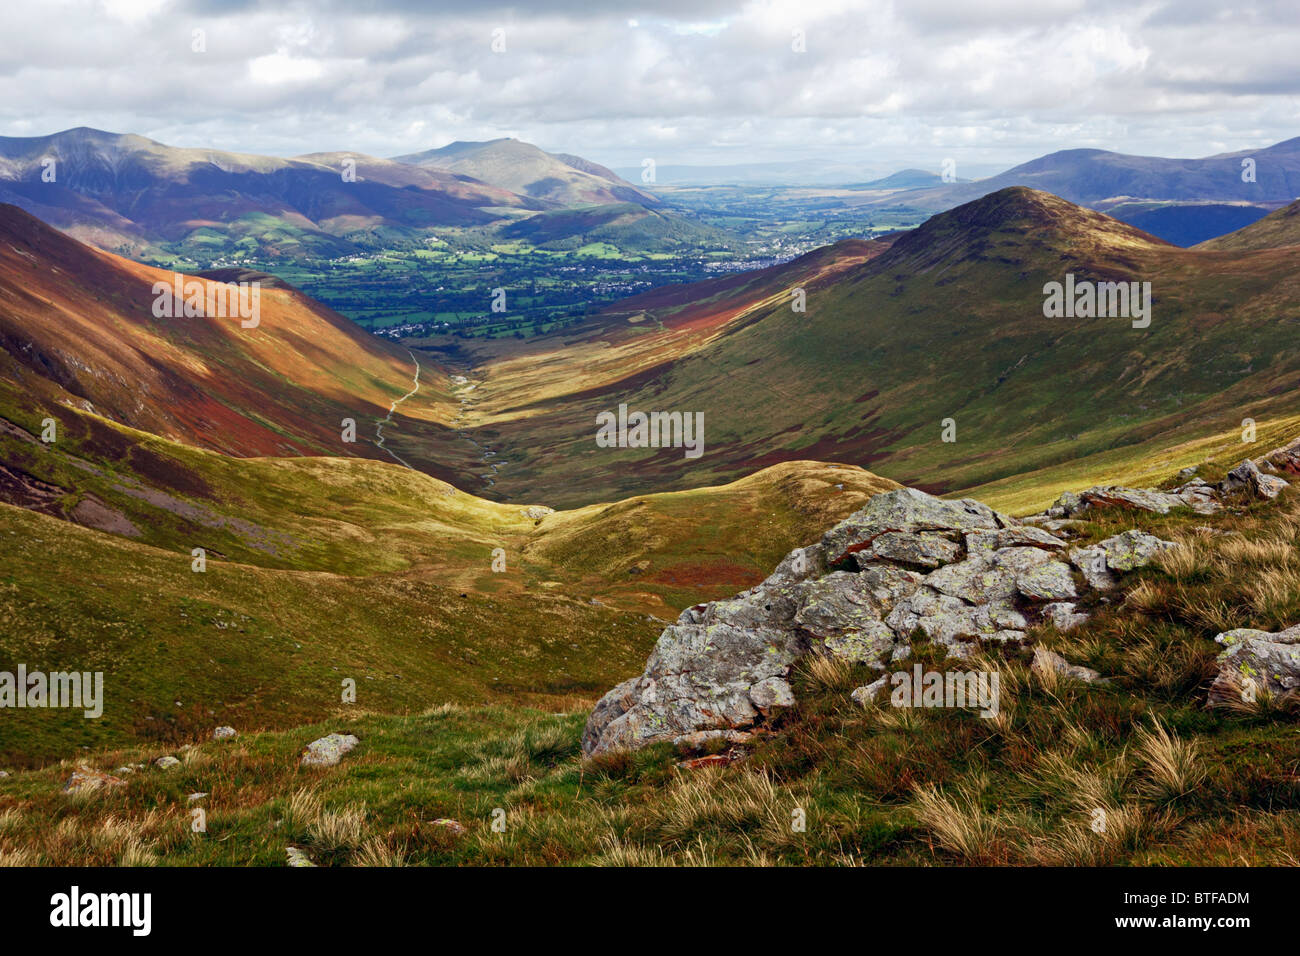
[375,349,421,470]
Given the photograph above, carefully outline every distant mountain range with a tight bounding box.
[882,138,1300,211]
[867,137,1300,246]
[611,159,1001,185]
[0,128,719,261]
[4,129,1298,259]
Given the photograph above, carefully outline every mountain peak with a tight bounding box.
[875,186,1167,273]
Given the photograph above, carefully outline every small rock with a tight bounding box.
[212,726,237,740]
[1069,545,1117,590]
[154,756,181,770]
[1209,624,1300,706]
[1031,647,1103,683]
[62,767,127,794]
[1070,529,1174,588]
[285,846,316,867]
[748,676,796,715]
[850,675,890,706]
[430,818,467,836]
[1096,529,1176,572]
[300,733,360,768]
[1042,601,1090,632]
[1221,459,1290,501]
[187,792,208,803]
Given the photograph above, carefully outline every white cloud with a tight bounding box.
[0,0,1293,172]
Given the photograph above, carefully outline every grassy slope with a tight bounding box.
[0,393,898,766]
[4,486,1300,866]
[1197,198,1300,251]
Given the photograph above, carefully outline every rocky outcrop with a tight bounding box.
[1220,459,1289,501]
[1041,457,1290,523]
[583,486,1173,756]
[1209,625,1300,707]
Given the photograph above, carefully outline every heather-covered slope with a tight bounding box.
[0,203,480,480]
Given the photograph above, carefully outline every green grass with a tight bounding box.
[0,399,898,766]
[5,483,1300,865]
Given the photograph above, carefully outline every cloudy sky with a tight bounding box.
[1,0,1297,176]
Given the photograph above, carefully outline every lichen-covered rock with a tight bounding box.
[1208,624,1300,706]
[1042,601,1090,632]
[1069,545,1117,590]
[583,485,1135,756]
[748,676,796,714]
[1221,459,1289,501]
[212,726,237,740]
[924,547,1061,605]
[1070,529,1173,589]
[154,755,181,770]
[885,586,1026,651]
[585,619,806,756]
[286,846,316,867]
[1096,529,1176,572]
[851,564,926,612]
[795,572,898,666]
[581,675,646,754]
[820,487,1013,565]
[854,530,962,569]
[1016,559,1078,600]
[965,526,1067,557]
[300,733,360,768]
[1052,484,1220,516]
